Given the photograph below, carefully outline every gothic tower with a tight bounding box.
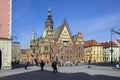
[45,8,54,38]
[30,30,36,47]
[30,30,36,58]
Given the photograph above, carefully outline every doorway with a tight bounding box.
[0,50,2,69]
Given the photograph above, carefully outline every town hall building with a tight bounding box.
[27,8,84,63]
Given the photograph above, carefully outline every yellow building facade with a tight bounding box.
[84,40,103,63]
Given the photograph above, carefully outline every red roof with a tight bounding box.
[117,39,120,43]
[100,41,117,47]
[85,39,99,46]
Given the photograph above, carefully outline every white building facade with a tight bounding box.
[103,41,120,62]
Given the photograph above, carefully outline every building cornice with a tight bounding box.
[0,37,12,40]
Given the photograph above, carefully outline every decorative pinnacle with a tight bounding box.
[48,7,51,11]
[48,7,52,16]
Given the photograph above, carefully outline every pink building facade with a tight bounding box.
[0,0,11,38]
[0,0,12,69]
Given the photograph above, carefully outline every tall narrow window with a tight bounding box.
[44,46,48,50]
[33,49,35,53]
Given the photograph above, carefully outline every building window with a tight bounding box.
[79,47,81,50]
[33,49,35,53]
[66,56,69,59]
[61,56,63,59]
[44,46,48,50]
[52,56,54,60]
[58,49,60,53]
[63,41,68,46]
[64,30,67,33]
[51,49,53,52]
[70,49,72,53]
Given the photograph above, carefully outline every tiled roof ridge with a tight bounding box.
[85,39,99,46]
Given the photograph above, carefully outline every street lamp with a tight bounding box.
[110,28,114,63]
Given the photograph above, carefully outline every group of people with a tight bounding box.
[39,60,58,73]
[24,60,58,73]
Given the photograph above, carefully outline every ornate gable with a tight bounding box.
[56,20,72,43]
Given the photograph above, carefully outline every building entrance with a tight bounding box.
[0,50,2,69]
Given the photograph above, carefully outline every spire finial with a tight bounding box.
[45,7,53,29]
[48,7,51,16]
[63,18,67,24]
[48,7,51,11]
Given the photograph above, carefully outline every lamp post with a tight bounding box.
[110,28,113,63]
[111,27,120,63]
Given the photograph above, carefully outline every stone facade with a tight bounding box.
[21,49,28,63]
[12,42,21,62]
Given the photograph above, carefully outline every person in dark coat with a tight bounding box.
[24,63,27,70]
[52,61,58,73]
[40,60,45,71]
[88,59,91,68]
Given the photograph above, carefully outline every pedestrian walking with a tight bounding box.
[52,61,58,73]
[88,59,91,68]
[70,61,72,67]
[40,60,45,71]
[24,62,27,70]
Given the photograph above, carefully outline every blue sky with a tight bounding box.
[12,0,120,49]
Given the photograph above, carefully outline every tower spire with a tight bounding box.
[45,7,53,29]
[48,7,51,12]
[30,30,36,47]
[48,7,52,17]
[31,29,35,40]
[44,8,54,39]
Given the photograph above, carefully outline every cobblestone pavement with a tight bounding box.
[0,65,120,80]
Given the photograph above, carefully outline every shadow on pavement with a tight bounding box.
[91,62,116,67]
[0,70,120,80]
[12,64,35,69]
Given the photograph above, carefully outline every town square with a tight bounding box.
[0,0,120,80]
